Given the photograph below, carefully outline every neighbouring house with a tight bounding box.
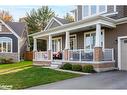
[30,5,127,72]
[0,19,29,62]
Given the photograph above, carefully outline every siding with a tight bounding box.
[77,5,127,21]
[49,21,60,29]
[105,23,127,66]
[107,5,114,13]
[77,32,84,49]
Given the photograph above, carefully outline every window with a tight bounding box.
[84,31,104,49]
[83,5,107,18]
[91,5,97,15]
[0,37,12,53]
[99,5,106,13]
[83,5,89,17]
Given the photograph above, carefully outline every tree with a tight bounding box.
[25,6,55,34]
[64,13,74,23]
[0,10,13,21]
[25,6,55,51]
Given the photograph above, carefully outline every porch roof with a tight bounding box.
[29,15,116,39]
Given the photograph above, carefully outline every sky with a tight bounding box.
[0,6,75,21]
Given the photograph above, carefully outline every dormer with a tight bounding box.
[74,5,127,21]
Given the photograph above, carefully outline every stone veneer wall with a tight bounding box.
[0,53,19,62]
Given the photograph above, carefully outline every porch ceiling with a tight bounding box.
[30,15,116,39]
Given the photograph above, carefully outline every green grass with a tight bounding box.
[0,66,81,89]
[0,61,32,72]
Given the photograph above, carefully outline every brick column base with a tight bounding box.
[47,50,52,60]
[94,47,103,61]
[63,49,68,60]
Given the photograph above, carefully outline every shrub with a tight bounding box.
[61,63,72,70]
[0,58,13,64]
[72,64,82,71]
[82,65,94,73]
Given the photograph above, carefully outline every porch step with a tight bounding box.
[50,64,59,69]
[51,61,62,69]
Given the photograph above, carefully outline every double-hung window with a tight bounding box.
[84,31,104,49]
[0,37,12,53]
[83,5,107,18]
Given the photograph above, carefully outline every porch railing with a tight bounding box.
[102,48,114,61]
[34,48,114,62]
[68,49,94,61]
[68,48,114,62]
[34,51,48,61]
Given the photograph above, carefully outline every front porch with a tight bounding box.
[33,48,115,72]
[32,15,116,72]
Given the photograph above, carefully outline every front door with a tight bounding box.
[70,34,77,50]
[52,37,62,52]
[120,38,127,70]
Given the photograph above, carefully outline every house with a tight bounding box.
[0,19,29,62]
[30,5,127,72]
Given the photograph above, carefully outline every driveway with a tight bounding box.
[28,71,127,89]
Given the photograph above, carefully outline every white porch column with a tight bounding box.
[64,31,70,61]
[48,34,52,50]
[95,23,102,47]
[65,31,70,49]
[94,23,103,62]
[33,38,37,51]
[48,35,52,60]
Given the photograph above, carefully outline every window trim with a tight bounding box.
[0,37,13,53]
[82,5,108,19]
[84,30,105,50]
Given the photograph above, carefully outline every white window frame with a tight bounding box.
[70,34,77,50]
[82,5,108,19]
[84,30,105,50]
[52,37,62,52]
[0,37,12,53]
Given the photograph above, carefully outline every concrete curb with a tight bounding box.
[43,67,91,75]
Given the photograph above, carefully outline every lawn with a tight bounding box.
[0,62,81,89]
[0,61,32,70]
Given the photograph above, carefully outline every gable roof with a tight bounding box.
[44,17,69,31]
[54,17,69,24]
[5,22,26,37]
